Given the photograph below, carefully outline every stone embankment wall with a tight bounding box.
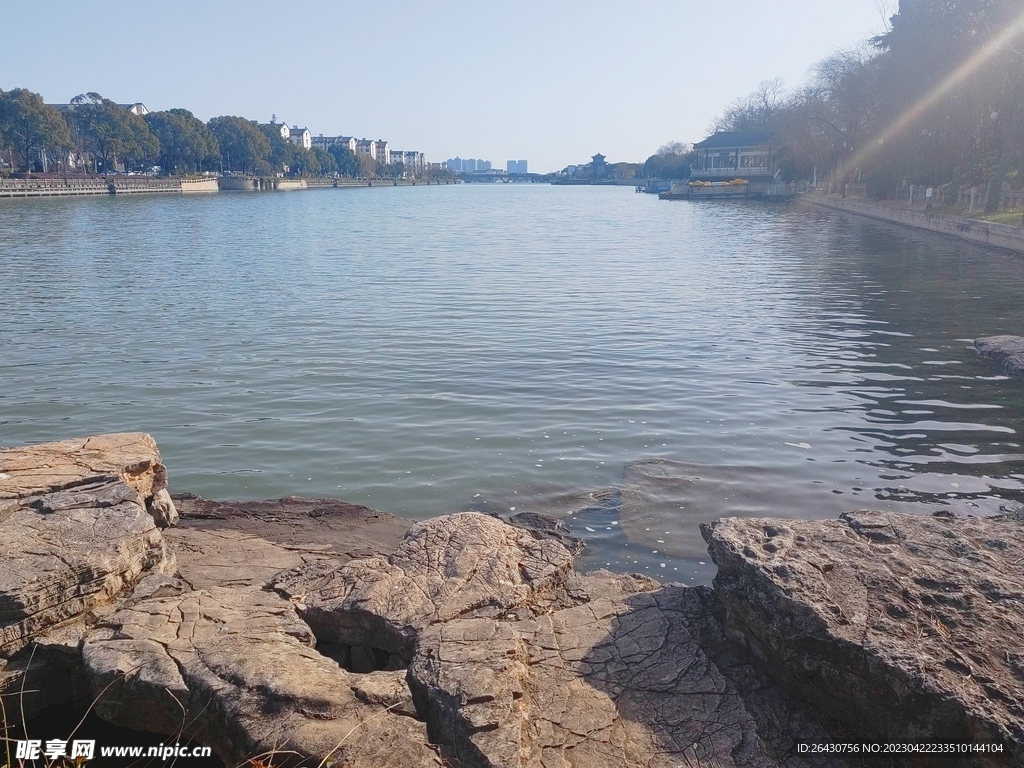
[802,194,1024,253]
[0,176,218,198]
[180,177,219,193]
[1,175,443,198]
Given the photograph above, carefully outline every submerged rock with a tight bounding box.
[974,335,1024,375]
[166,494,412,589]
[619,458,855,558]
[507,510,585,555]
[469,486,619,520]
[703,510,1024,766]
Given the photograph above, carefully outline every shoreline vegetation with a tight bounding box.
[2,4,1023,220]
[565,1,1024,227]
[0,91,454,184]
[687,1,1024,217]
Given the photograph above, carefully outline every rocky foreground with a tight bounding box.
[1,434,1022,767]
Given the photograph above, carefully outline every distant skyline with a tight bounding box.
[4,0,893,172]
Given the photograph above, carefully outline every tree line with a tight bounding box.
[708,0,1023,210]
[0,90,373,178]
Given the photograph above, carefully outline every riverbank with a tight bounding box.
[0,176,218,197]
[800,193,1024,254]
[0,175,453,198]
[2,432,1022,767]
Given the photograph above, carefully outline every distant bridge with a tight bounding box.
[456,172,545,183]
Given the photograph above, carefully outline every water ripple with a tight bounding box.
[4,187,1024,584]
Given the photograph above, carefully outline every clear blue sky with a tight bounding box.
[3,0,891,171]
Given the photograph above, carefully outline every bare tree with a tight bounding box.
[713,78,786,132]
[657,141,691,156]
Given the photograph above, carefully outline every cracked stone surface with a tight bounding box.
[703,510,1024,767]
[0,432,178,527]
[974,335,1024,376]
[281,512,843,768]
[165,494,413,590]
[0,480,176,658]
[82,574,442,767]
[0,434,181,715]
[274,512,579,660]
[8,433,1022,768]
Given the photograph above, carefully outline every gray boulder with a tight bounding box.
[0,434,181,723]
[274,512,578,660]
[703,510,1024,766]
[0,478,175,657]
[974,335,1024,375]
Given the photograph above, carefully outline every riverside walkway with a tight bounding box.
[0,176,218,197]
[0,176,451,198]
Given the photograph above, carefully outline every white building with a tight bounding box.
[355,139,377,161]
[312,135,357,153]
[390,150,426,175]
[288,127,312,150]
[691,131,775,179]
[373,140,390,166]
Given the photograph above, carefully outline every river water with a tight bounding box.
[3,184,1024,583]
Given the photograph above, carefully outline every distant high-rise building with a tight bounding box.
[445,157,494,172]
[507,160,528,174]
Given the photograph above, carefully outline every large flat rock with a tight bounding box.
[0,433,177,525]
[703,510,1024,766]
[409,581,780,768]
[165,494,413,589]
